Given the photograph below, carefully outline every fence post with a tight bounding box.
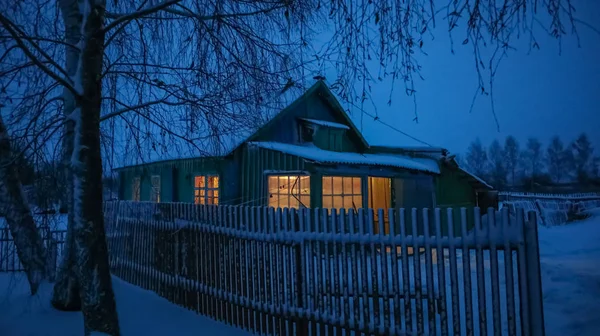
[294,209,307,335]
[47,238,58,282]
[524,211,546,336]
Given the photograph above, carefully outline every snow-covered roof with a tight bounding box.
[297,118,350,130]
[249,141,441,174]
[458,166,493,189]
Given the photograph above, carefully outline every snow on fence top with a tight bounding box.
[248,141,441,174]
[499,191,600,200]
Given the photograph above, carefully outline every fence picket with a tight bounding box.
[502,207,517,336]
[389,209,400,335]
[447,208,461,336]
[422,208,436,335]
[399,208,412,334]
[488,208,502,336]
[475,207,488,336]
[411,208,424,334]
[357,208,369,333]
[377,208,389,335]
[434,208,449,336]
[461,208,474,336]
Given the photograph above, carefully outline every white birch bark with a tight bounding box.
[58,0,120,334]
[0,115,47,295]
[51,0,82,311]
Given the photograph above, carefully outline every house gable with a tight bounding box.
[228,81,369,155]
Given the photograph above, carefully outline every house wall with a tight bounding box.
[117,157,228,203]
[435,165,478,235]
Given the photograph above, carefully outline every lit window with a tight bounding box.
[322,176,362,211]
[268,175,310,209]
[132,177,141,201]
[194,175,219,205]
[150,175,161,203]
[368,177,392,234]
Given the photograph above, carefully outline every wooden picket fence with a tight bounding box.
[103,201,545,335]
[0,226,64,278]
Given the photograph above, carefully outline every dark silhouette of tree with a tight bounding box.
[465,138,488,178]
[488,139,507,189]
[522,138,543,188]
[571,133,594,184]
[546,136,569,183]
[503,136,520,186]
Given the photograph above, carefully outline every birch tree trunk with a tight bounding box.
[51,0,81,311]
[60,0,120,334]
[0,115,47,295]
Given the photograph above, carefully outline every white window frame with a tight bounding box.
[132,177,141,201]
[322,176,363,211]
[150,175,161,203]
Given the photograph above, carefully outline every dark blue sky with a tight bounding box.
[350,1,600,155]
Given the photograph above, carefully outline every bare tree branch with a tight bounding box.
[103,0,183,32]
[0,13,80,97]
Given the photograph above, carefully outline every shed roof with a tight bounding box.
[249,141,440,174]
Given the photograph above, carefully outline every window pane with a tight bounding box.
[353,195,362,209]
[343,177,352,195]
[299,176,311,194]
[343,196,354,210]
[333,196,343,209]
[279,176,289,194]
[289,197,299,209]
[269,195,278,208]
[322,195,333,209]
[208,175,218,188]
[196,176,205,188]
[200,189,205,197]
[207,190,213,198]
[353,177,361,194]
[322,176,332,195]
[214,190,219,199]
[332,177,343,195]
[300,195,310,208]
[268,176,279,193]
[213,196,219,205]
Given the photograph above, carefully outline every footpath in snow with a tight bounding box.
[0,274,249,336]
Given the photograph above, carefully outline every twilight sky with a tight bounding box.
[345,1,600,155]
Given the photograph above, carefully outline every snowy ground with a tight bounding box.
[539,208,600,336]
[0,274,250,336]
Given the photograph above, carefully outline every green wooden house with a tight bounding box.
[116,81,492,233]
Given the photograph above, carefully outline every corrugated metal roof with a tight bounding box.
[249,141,440,174]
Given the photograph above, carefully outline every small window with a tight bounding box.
[322,176,362,211]
[268,175,310,209]
[194,175,219,205]
[132,177,141,201]
[150,175,161,203]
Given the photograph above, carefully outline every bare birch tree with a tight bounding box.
[0,0,585,334]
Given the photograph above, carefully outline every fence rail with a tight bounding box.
[104,201,545,336]
[0,227,65,276]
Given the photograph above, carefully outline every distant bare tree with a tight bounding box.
[546,135,568,183]
[488,139,507,189]
[0,0,586,334]
[522,137,543,187]
[504,136,520,186]
[570,133,595,184]
[465,138,488,178]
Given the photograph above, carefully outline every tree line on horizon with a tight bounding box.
[459,133,600,191]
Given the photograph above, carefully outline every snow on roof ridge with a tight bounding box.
[297,117,350,130]
[249,141,440,174]
[457,165,493,189]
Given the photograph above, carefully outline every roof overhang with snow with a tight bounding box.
[248,141,441,174]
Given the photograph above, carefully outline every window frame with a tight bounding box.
[266,173,311,209]
[193,174,220,205]
[150,175,161,203]
[132,176,141,201]
[321,175,364,211]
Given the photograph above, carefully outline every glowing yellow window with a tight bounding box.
[194,175,219,204]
